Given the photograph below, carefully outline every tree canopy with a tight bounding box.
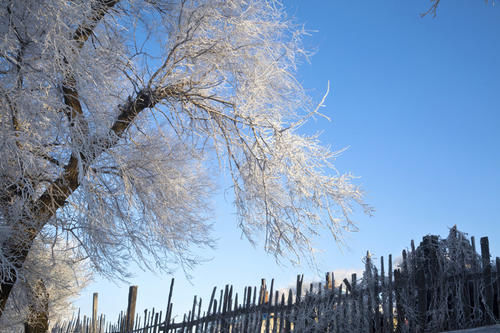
[0,0,370,318]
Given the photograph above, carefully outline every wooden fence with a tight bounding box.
[52,228,500,332]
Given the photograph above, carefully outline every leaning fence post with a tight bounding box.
[126,286,138,332]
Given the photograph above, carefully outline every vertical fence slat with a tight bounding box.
[365,252,374,333]
[272,290,279,333]
[359,286,365,333]
[374,267,381,333]
[380,256,387,333]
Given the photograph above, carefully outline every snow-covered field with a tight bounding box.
[441,325,500,333]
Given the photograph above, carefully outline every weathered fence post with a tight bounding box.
[388,254,394,333]
[126,286,138,332]
[496,257,500,320]
[373,268,381,333]
[265,279,274,333]
[337,283,344,333]
[481,237,494,324]
[394,269,405,333]
[351,273,358,333]
[415,256,426,332]
[365,251,374,333]
[92,292,98,333]
[163,278,175,333]
[380,256,387,333]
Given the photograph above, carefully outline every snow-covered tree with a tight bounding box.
[0,0,371,317]
[0,238,90,331]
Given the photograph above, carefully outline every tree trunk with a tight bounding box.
[24,279,49,333]
[0,0,120,319]
[0,235,33,318]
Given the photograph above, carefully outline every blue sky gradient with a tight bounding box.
[74,0,500,321]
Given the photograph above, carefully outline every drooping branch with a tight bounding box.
[421,0,441,17]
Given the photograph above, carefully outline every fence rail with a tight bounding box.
[53,227,500,332]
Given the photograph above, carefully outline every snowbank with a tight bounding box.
[441,325,500,333]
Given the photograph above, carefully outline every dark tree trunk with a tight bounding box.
[0,235,33,317]
[0,0,122,320]
[24,279,49,333]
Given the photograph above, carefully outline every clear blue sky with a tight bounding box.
[73,0,500,322]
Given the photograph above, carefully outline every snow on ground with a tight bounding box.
[441,325,500,333]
